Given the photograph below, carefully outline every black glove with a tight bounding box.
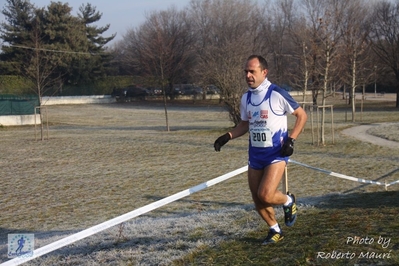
[214,133,231,151]
[281,137,295,156]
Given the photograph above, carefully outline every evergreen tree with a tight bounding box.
[68,3,115,85]
[0,0,35,75]
[0,0,115,95]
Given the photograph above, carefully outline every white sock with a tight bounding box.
[283,194,292,206]
[270,223,281,233]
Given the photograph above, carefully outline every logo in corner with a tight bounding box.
[8,234,34,258]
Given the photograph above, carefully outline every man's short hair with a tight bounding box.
[247,55,268,70]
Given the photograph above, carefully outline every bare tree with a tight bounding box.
[2,4,83,140]
[298,0,327,106]
[340,0,373,122]
[189,0,265,126]
[299,0,347,145]
[264,0,298,85]
[286,3,314,104]
[27,16,60,103]
[369,0,399,108]
[27,15,62,140]
[121,7,196,131]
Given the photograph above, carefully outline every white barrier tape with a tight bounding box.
[289,159,398,187]
[386,180,399,187]
[1,166,248,266]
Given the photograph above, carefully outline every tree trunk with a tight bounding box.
[302,42,309,104]
[351,56,357,122]
[320,47,330,146]
[160,64,170,132]
[396,87,399,108]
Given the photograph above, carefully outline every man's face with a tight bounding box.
[244,58,268,89]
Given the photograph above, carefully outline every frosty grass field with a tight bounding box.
[0,96,398,265]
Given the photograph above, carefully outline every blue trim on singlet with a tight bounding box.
[246,84,299,116]
[245,84,300,130]
[271,86,300,115]
[246,84,292,170]
[246,84,275,107]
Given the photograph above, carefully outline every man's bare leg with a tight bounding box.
[248,161,287,226]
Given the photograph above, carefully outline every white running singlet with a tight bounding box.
[240,78,300,169]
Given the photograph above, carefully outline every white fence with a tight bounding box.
[0,114,41,126]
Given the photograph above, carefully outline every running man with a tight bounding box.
[16,237,25,254]
[214,55,307,244]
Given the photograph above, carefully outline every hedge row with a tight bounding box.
[0,75,33,95]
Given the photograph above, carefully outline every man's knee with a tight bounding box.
[257,191,275,205]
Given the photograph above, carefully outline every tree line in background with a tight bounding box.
[113,0,399,116]
[1,0,399,122]
[0,0,115,98]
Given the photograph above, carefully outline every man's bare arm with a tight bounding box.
[229,120,249,139]
[289,107,307,140]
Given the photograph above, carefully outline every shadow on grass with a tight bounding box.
[312,190,399,209]
[344,168,399,194]
[175,191,399,266]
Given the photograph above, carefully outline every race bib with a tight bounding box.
[250,127,273,148]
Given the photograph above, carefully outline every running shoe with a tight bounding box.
[262,227,284,245]
[283,192,297,227]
